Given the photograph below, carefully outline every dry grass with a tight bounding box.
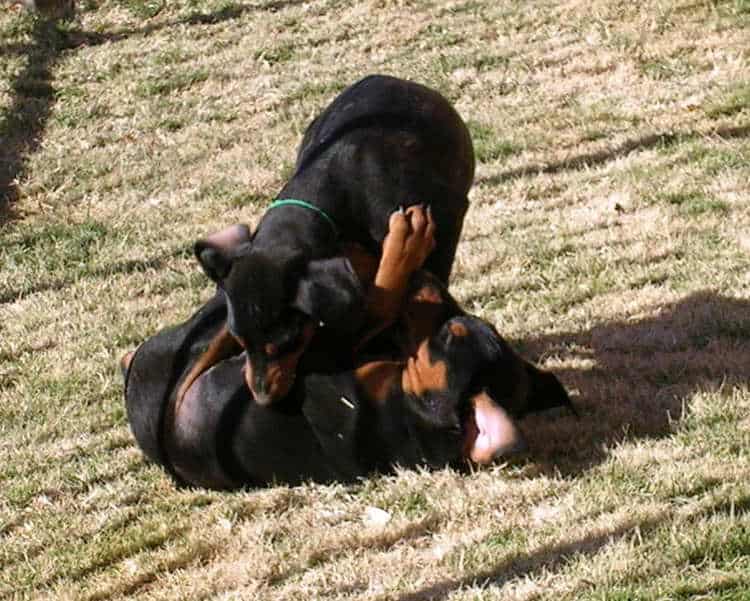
[1,0,749,599]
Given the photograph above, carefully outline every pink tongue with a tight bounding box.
[467,392,526,464]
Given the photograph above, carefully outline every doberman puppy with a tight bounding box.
[192,75,475,405]
[122,213,573,490]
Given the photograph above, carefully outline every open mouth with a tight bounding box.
[463,391,527,464]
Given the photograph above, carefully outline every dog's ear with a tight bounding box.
[481,347,575,418]
[291,257,365,333]
[524,363,577,417]
[194,224,252,282]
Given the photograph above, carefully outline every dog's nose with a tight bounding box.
[244,362,268,405]
[248,379,272,406]
[245,363,280,406]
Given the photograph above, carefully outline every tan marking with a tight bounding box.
[243,357,254,397]
[371,206,435,322]
[175,326,241,413]
[448,321,469,337]
[401,285,450,354]
[409,283,444,305]
[354,361,402,404]
[120,350,135,371]
[251,321,316,405]
[401,341,448,396]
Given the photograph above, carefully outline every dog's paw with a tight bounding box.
[366,204,436,327]
[382,204,436,276]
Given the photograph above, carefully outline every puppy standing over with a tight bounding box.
[192,75,475,405]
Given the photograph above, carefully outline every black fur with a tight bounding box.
[196,75,475,403]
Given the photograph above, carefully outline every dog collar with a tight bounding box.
[269,199,338,238]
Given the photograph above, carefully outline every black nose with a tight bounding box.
[254,391,272,405]
[248,374,273,405]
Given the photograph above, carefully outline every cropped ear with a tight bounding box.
[291,257,365,333]
[524,363,577,417]
[194,224,252,283]
[480,348,575,419]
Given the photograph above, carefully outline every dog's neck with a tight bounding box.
[253,201,339,260]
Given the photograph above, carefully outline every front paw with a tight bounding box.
[382,204,436,277]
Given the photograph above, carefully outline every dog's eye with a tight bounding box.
[267,324,302,357]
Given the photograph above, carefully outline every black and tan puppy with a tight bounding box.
[193,75,475,405]
[122,275,572,490]
[122,218,573,490]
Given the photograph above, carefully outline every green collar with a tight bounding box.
[268,199,338,238]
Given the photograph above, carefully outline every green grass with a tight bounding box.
[1,0,750,599]
[135,68,211,97]
[707,82,750,118]
[651,189,731,215]
[115,0,166,19]
[468,120,523,163]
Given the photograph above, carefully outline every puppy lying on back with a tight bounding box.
[122,212,573,489]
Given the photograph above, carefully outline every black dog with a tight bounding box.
[123,265,573,490]
[192,75,475,405]
[123,207,447,487]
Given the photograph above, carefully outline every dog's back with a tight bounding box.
[279,74,475,280]
[295,75,474,195]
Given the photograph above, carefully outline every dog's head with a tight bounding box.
[402,313,573,466]
[195,224,364,405]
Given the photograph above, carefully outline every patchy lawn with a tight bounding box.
[1,0,749,599]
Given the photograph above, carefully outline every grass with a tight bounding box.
[1,0,749,599]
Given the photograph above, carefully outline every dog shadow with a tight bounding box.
[381,290,750,601]
[511,290,750,476]
[388,493,750,601]
[475,125,750,187]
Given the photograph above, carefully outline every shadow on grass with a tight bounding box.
[0,18,67,224]
[513,290,750,475]
[0,0,304,224]
[388,493,750,601]
[0,246,190,304]
[35,0,307,48]
[476,124,750,185]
